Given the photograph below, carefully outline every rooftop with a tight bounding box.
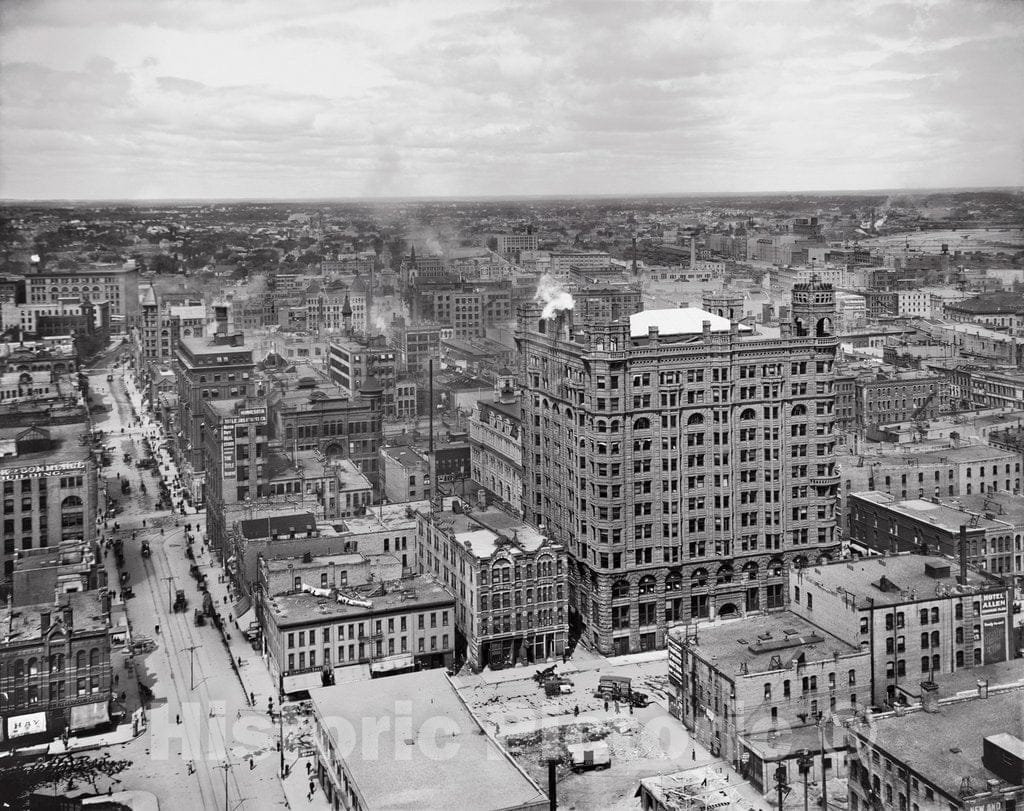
[238,512,317,540]
[0,590,108,644]
[0,422,89,468]
[629,307,744,338]
[798,554,1001,609]
[943,491,1024,526]
[669,611,861,676]
[265,575,453,626]
[309,669,548,811]
[337,500,430,534]
[863,688,1024,802]
[896,659,1024,702]
[947,292,1024,314]
[179,333,253,355]
[426,503,549,559]
[381,445,427,469]
[915,443,1018,464]
[264,552,364,572]
[853,492,1006,533]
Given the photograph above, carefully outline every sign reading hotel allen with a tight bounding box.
[0,461,87,481]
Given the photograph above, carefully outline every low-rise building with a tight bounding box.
[668,613,871,796]
[379,445,429,503]
[846,687,1024,810]
[417,501,568,669]
[788,555,1015,706]
[309,669,548,811]
[261,572,455,694]
[0,589,113,747]
[854,370,949,429]
[848,491,1022,583]
[12,540,104,607]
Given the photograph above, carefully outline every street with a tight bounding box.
[85,362,293,810]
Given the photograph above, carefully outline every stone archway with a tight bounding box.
[717,602,738,618]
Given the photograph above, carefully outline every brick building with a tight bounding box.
[0,590,113,747]
[516,281,841,655]
[417,500,568,669]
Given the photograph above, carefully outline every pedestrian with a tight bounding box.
[114,674,119,686]
[573,705,579,717]
[629,703,634,715]
[306,761,312,775]
[155,624,160,635]
[691,749,696,761]
[187,760,195,775]
[614,700,619,714]
[176,714,181,725]
[309,779,315,795]
[604,700,609,713]
[250,692,255,705]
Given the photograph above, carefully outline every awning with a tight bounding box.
[69,701,109,732]
[282,671,328,694]
[232,595,252,618]
[369,654,415,674]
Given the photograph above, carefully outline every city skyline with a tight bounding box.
[2,0,1023,200]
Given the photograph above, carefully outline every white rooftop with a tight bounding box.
[630,307,747,338]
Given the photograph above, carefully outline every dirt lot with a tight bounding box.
[456,656,772,810]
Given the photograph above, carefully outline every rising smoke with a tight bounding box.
[535,273,575,319]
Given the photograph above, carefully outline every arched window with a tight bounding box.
[740,408,756,421]
[61,495,83,509]
[791,404,807,417]
[89,648,99,668]
[638,575,657,595]
[716,565,734,584]
[633,417,650,430]
[665,571,683,592]
[769,557,785,576]
[14,660,25,679]
[793,555,808,570]
[612,579,630,599]
[687,413,704,426]
[742,561,759,581]
[76,650,86,670]
[691,568,708,587]
[27,658,38,676]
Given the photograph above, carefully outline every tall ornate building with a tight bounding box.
[516,281,840,655]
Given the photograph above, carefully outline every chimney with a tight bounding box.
[920,681,939,713]
[958,525,968,585]
[40,611,50,635]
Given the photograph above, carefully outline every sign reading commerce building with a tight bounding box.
[0,461,87,482]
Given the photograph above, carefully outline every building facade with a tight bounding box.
[0,590,113,748]
[516,281,841,655]
[417,501,568,669]
[469,395,523,513]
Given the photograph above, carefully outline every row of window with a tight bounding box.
[285,612,450,649]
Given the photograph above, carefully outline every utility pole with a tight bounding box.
[186,645,200,690]
[162,576,175,611]
[797,749,813,811]
[819,717,830,809]
[774,764,790,811]
[220,761,232,811]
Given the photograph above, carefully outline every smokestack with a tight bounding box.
[631,237,637,275]
[690,237,696,268]
[958,525,968,585]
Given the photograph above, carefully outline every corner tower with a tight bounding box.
[791,275,835,337]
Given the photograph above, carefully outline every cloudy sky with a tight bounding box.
[1,0,1022,200]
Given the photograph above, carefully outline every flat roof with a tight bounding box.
[239,512,317,540]
[943,492,1024,526]
[915,443,1018,464]
[426,504,548,559]
[0,590,107,643]
[337,500,429,534]
[630,307,738,338]
[309,669,548,810]
[896,659,1024,701]
[381,445,426,468]
[0,422,89,468]
[799,554,999,609]
[267,575,453,626]
[857,494,1006,533]
[669,611,861,676]
[865,689,1024,801]
[265,553,364,572]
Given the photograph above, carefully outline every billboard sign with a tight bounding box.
[8,711,47,738]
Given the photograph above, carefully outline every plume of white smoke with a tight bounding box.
[535,274,575,319]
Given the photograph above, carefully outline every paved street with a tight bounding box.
[82,364,293,810]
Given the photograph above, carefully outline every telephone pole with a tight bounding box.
[186,645,200,690]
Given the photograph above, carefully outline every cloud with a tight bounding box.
[1,0,1022,199]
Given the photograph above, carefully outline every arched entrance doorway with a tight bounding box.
[717,602,738,618]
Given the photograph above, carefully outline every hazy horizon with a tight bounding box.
[2,0,1023,200]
